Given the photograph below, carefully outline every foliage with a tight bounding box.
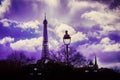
[111,66,120,73]
[7,51,35,65]
[49,45,87,67]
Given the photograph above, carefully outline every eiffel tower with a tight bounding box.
[41,14,49,63]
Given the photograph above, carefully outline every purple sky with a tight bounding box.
[0,0,120,68]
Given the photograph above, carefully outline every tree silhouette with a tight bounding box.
[111,66,120,73]
[7,51,35,65]
[50,45,87,67]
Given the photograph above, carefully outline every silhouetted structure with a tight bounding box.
[41,14,49,63]
[63,30,71,65]
[94,55,98,70]
[84,55,99,73]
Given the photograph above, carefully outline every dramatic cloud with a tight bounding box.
[0,0,11,18]
[77,37,120,55]
[17,20,42,34]
[81,11,117,25]
[109,0,120,9]
[100,37,112,44]
[0,0,120,67]
[71,32,88,43]
[100,37,120,52]
[18,20,40,30]
[0,18,11,27]
[77,36,120,68]
[0,18,41,31]
[68,0,106,15]
[0,37,14,59]
[55,23,76,41]
[41,0,59,7]
[81,9,120,35]
[0,36,14,45]
[10,37,43,52]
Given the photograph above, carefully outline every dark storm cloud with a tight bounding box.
[94,0,120,9]
[5,0,120,22]
[109,0,120,9]
[77,0,120,9]
[0,0,3,5]
[75,0,112,3]
[6,0,45,21]
[108,32,120,42]
[8,0,34,21]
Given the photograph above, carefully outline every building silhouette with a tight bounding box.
[85,55,99,72]
[41,15,49,63]
[94,55,98,70]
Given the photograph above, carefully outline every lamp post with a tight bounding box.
[63,30,71,65]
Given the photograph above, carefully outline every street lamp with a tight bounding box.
[63,30,71,65]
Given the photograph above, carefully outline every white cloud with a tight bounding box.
[68,0,106,15]
[81,9,120,35]
[0,18,11,27]
[10,37,60,52]
[71,32,88,43]
[100,37,120,52]
[68,1,89,15]
[103,43,120,52]
[55,23,88,43]
[15,20,42,34]
[10,37,43,52]
[41,0,59,7]
[100,37,111,44]
[0,0,11,18]
[100,25,116,34]
[37,0,59,19]
[115,23,120,30]
[0,37,14,45]
[55,23,76,42]
[81,11,117,25]
[77,43,103,58]
[49,37,59,49]
[49,18,62,27]
[18,20,40,30]
[77,37,120,57]
[0,19,42,34]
